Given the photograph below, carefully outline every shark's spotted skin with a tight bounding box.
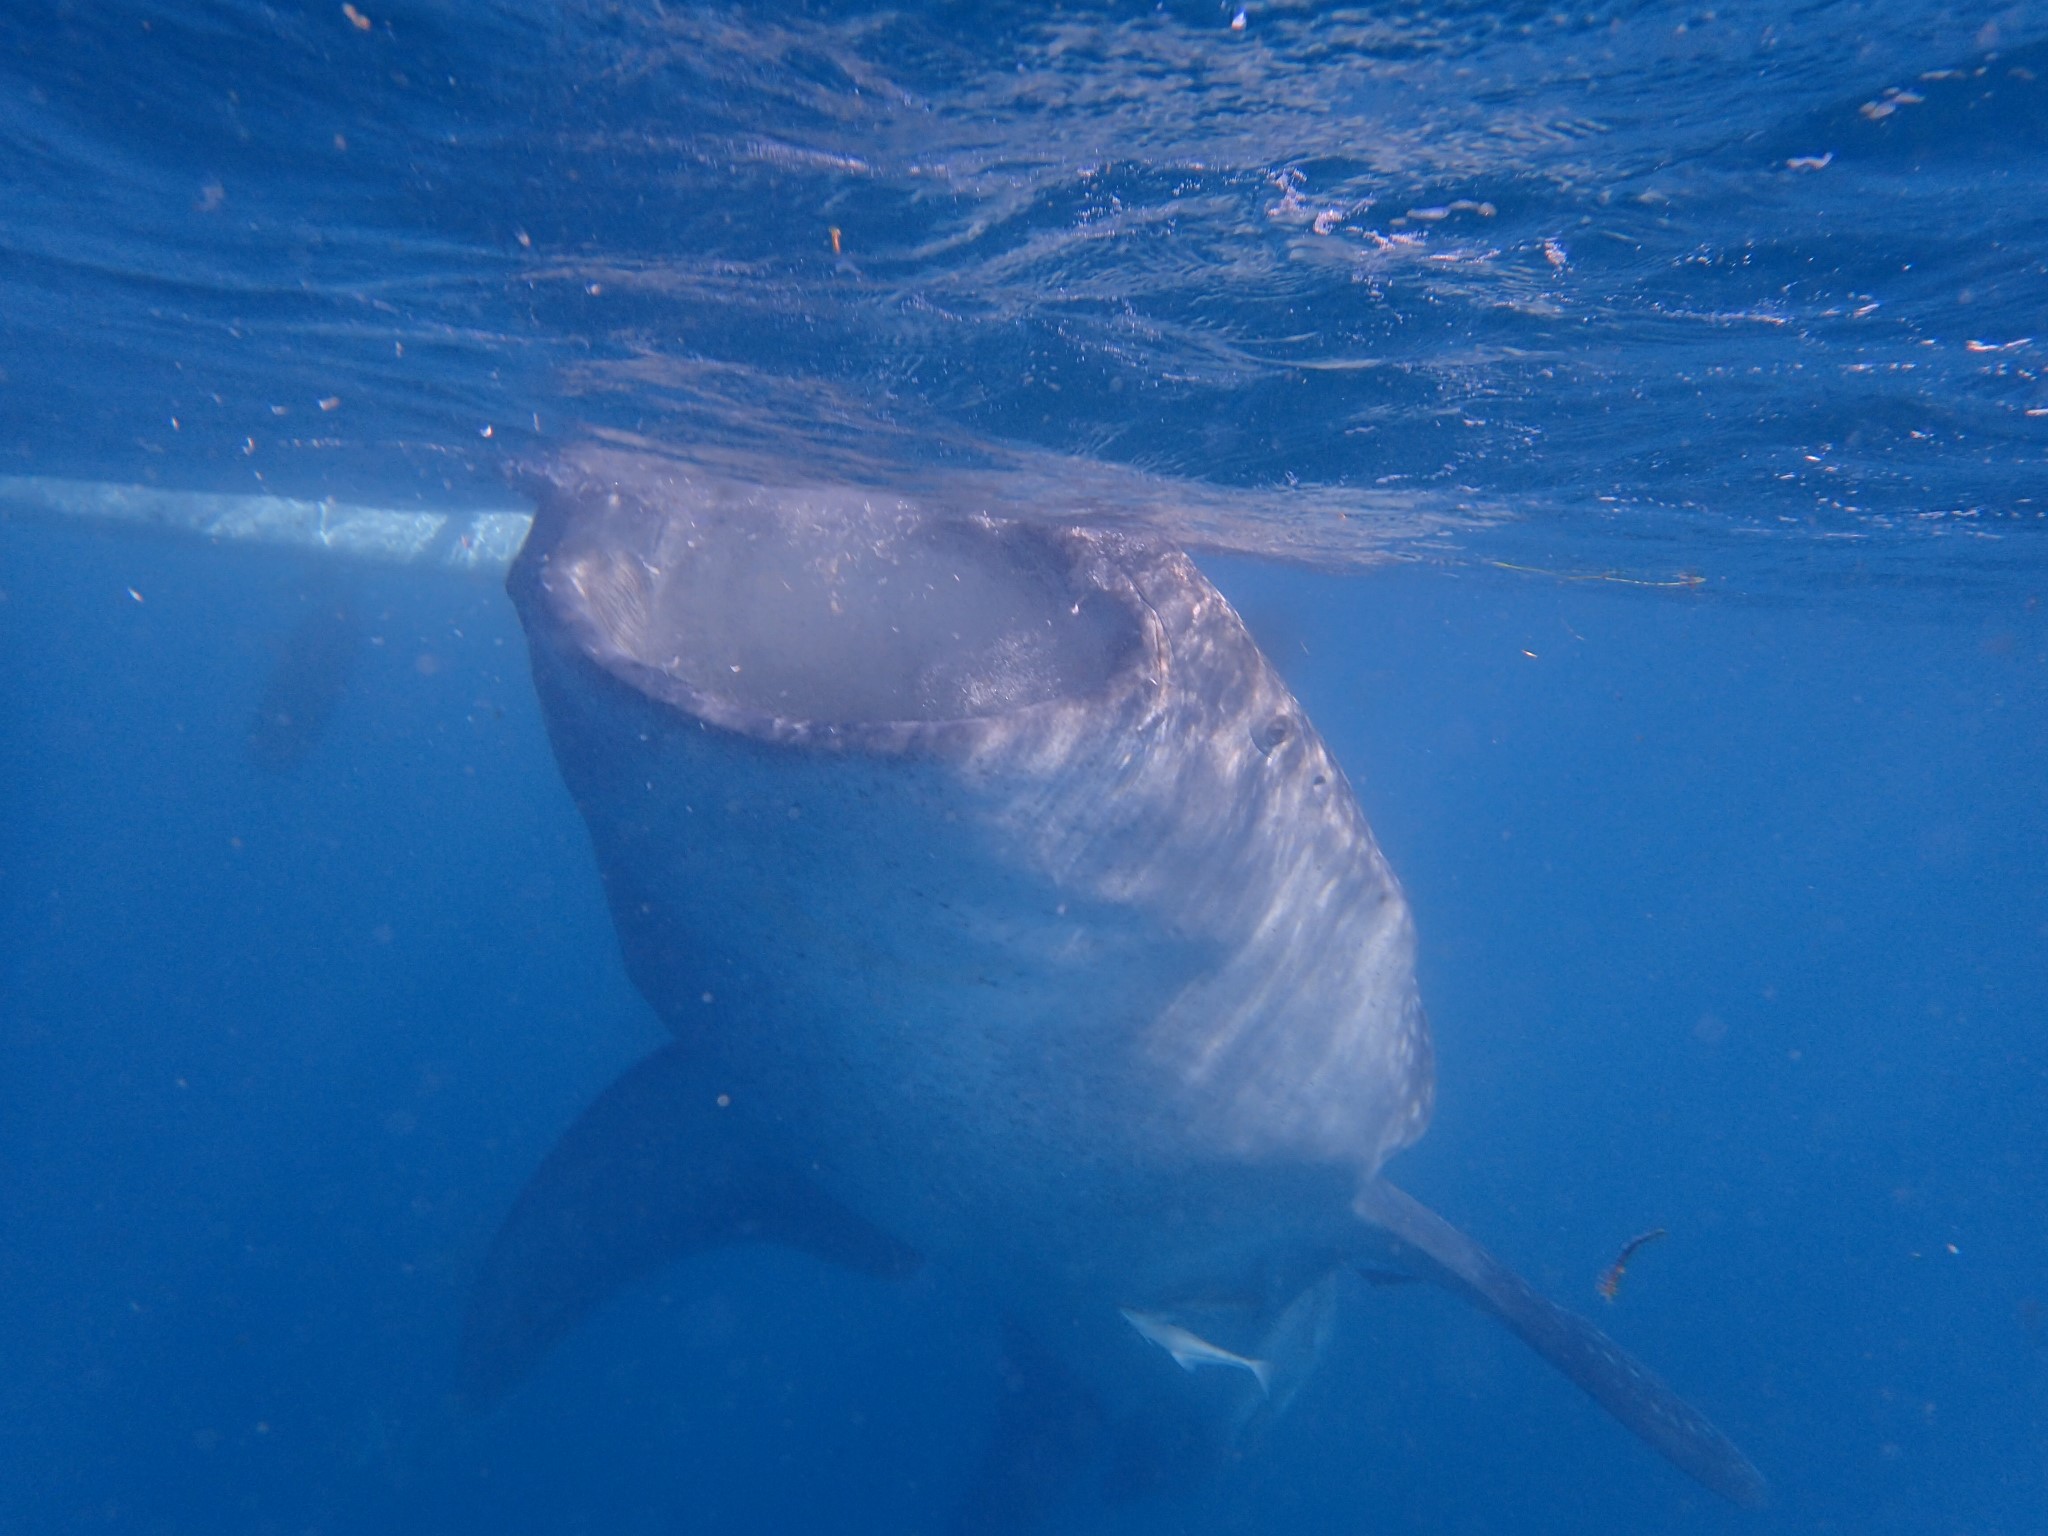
[467,446,1766,1522]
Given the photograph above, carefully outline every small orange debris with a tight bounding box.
[342,4,371,31]
[829,226,842,255]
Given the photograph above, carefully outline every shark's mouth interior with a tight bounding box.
[610,507,1144,725]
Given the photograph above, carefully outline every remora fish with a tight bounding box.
[462,446,1766,1522]
[1120,1309,1273,1395]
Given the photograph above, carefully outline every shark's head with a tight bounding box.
[519,449,1150,741]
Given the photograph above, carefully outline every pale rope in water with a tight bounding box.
[0,474,533,574]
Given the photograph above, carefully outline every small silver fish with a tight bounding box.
[1120,1308,1272,1395]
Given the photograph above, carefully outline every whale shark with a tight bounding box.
[460,445,1766,1524]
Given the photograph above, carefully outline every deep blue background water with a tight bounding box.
[3,3,2045,1533]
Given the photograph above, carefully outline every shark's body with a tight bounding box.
[463,447,1764,1523]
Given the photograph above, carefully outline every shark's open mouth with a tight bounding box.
[529,454,1146,730]
[634,511,1141,725]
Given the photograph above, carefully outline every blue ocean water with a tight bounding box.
[2,3,2044,1533]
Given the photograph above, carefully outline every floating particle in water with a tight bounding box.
[1597,1227,1669,1303]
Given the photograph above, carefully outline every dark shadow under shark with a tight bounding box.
[460,445,1766,1523]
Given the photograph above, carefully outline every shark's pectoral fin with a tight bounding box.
[459,1043,920,1408]
[1353,1179,1767,1509]
[1252,1271,1341,1421]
